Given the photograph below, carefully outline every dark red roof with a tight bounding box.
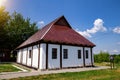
[17,16,95,49]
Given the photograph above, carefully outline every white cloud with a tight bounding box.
[103,50,108,52]
[76,29,92,38]
[87,19,107,34]
[113,27,120,34]
[37,21,45,28]
[76,18,107,38]
[117,42,120,45]
[112,50,119,53]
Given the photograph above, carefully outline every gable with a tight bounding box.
[54,16,72,28]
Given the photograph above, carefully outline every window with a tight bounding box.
[63,49,68,59]
[29,50,32,58]
[78,50,81,59]
[0,53,4,57]
[86,50,88,59]
[52,48,57,59]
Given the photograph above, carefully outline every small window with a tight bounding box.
[0,53,4,57]
[52,48,57,59]
[63,49,68,59]
[29,50,32,58]
[86,50,88,59]
[78,50,81,59]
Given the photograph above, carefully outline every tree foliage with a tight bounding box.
[0,6,10,26]
[0,7,38,51]
[94,51,110,63]
[94,51,120,63]
[0,7,10,49]
[113,54,120,63]
[6,12,38,50]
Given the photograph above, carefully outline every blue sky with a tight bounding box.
[2,0,120,54]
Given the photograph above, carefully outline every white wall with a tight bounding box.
[17,50,21,63]
[32,45,39,68]
[39,43,46,69]
[27,47,32,66]
[17,43,93,70]
[48,44,60,69]
[85,47,91,66]
[22,48,27,65]
[62,45,83,67]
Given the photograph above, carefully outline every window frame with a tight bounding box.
[29,50,32,58]
[52,48,57,59]
[78,50,81,59]
[86,50,89,59]
[63,49,68,59]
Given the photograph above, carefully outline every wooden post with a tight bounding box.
[31,46,33,67]
[38,44,40,69]
[60,44,62,69]
[46,43,48,69]
[90,47,93,66]
[83,47,85,67]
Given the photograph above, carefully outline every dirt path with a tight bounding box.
[0,66,110,79]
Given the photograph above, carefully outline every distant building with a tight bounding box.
[16,16,95,70]
[0,49,10,62]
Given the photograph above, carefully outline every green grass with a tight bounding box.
[10,69,120,80]
[95,62,110,66]
[10,63,120,80]
[0,63,20,73]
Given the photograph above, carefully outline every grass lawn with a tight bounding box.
[10,63,120,80]
[0,63,20,73]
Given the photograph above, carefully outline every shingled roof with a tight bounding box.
[16,16,95,49]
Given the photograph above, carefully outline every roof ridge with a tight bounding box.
[40,23,53,39]
[40,16,64,39]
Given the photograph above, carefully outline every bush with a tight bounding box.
[94,51,109,63]
[94,51,120,63]
[113,54,120,63]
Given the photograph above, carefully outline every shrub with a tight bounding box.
[94,51,109,63]
[94,51,120,63]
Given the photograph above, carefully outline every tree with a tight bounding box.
[94,51,110,63]
[0,6,10,49]
[0,7,38,61]
[113,54,120,63]
[6,12,38,50]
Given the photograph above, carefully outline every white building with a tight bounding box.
[16,16,95,70]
